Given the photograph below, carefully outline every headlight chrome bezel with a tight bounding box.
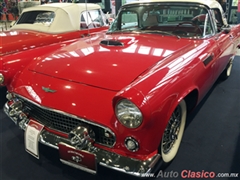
[125,137,139,152]
[115,99,143,128]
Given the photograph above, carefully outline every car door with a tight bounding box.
[199,12,222,92]
[198,37,221,100]
[211,8,235,79]
[215,30,235,73]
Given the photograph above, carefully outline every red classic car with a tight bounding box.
[3,0,240,177]
[0,3,108,86]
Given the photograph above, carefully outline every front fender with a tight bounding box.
[1,56,34,87]
[112,54,201,155]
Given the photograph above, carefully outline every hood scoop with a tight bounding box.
[100,40,124,47]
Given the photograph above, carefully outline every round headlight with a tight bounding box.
[0,73,4,84]
[115,99,143,128]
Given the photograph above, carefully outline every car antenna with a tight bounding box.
[84,0,91,39]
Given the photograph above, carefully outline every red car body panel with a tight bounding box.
[0,28,108,86]
[1,38,77,86]
[1,27,108,56]
[27,34,194,91]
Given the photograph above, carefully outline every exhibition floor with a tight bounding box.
[0,55,240,180]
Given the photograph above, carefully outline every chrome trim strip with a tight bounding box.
[14,93,116,147]
[60,159,96,174]
[39,129,70,149]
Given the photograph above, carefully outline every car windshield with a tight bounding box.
[108,3,214,38]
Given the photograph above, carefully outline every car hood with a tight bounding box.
[1,30,63,56]
[28,33,194,91]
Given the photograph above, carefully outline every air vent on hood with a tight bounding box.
[100,40,124,46]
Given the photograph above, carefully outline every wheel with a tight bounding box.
[220,59,233,81]
[160,99,187,163]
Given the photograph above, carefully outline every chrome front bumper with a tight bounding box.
[4,101,161,177]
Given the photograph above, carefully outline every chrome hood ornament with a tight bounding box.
[42,86,56,93]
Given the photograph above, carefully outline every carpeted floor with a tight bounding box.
[0,55,239,180]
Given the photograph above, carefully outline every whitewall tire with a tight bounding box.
[160,100,187,163]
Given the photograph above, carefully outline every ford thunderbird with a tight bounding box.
[3,0,240,177]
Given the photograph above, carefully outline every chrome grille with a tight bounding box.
[19,97,115,147]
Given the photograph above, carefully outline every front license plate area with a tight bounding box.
[58,142,97,174]
[25,120,44,159]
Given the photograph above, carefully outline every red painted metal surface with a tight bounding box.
[1,27,108,56]
[0,27,108,86]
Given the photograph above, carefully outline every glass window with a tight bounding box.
[212,8,224,27]
[17,11,55,26]
[232,0,238,6]
[202,13,214,36]
[80,9,105,29]
[109,3,215,38]
[121,11,138,29]
[229,9,238,24]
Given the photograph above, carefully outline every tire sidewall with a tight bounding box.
[160,100,187,163]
